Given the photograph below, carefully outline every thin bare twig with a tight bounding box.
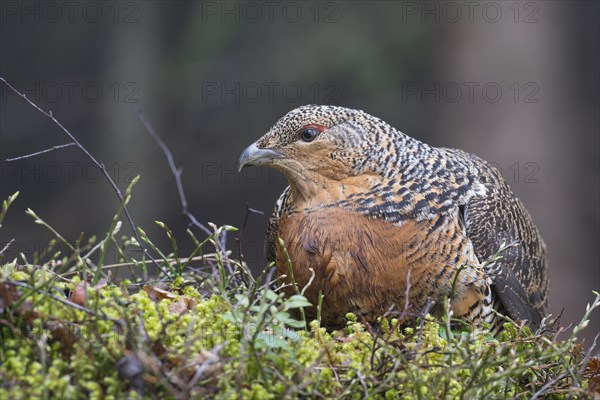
[137,109,212,237]
[5,280,123,324]
[138,109,239,288]
[235,204,264,263]
[0,238,15,257]
[0,77,169,278]
[5,142,76,162]
[233,204,264,287]
[186,342,226,388]
[99,253,228,271]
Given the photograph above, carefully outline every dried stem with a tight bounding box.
[0,77,169,278]
[137,109,212,237]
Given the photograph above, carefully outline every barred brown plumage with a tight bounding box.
[239,105,548,331]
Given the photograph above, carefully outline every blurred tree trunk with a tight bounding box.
[433,2,599,340]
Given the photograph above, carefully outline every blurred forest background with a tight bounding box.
[1,1,598,341]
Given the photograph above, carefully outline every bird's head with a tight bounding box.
[239,105,403,199]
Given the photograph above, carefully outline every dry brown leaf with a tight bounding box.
[0,283,21,311]
[69,282,88,306]
[167,297,193,314]
[143,285,177,302]
[587,357,600,397]
[93,278,108,290]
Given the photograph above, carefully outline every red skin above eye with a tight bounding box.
[301,124,327,132]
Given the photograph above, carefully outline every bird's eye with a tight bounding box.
[300,127,319,142]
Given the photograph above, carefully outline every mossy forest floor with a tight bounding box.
[1,189,599,400]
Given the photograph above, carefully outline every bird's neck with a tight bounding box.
[286,172,388,207]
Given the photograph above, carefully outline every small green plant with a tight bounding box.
[0,191,598,399]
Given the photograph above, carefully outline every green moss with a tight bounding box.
[1,231,598,399]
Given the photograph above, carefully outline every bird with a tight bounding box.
[238,105,548,332]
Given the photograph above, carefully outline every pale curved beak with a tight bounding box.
[238,142,284,171]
